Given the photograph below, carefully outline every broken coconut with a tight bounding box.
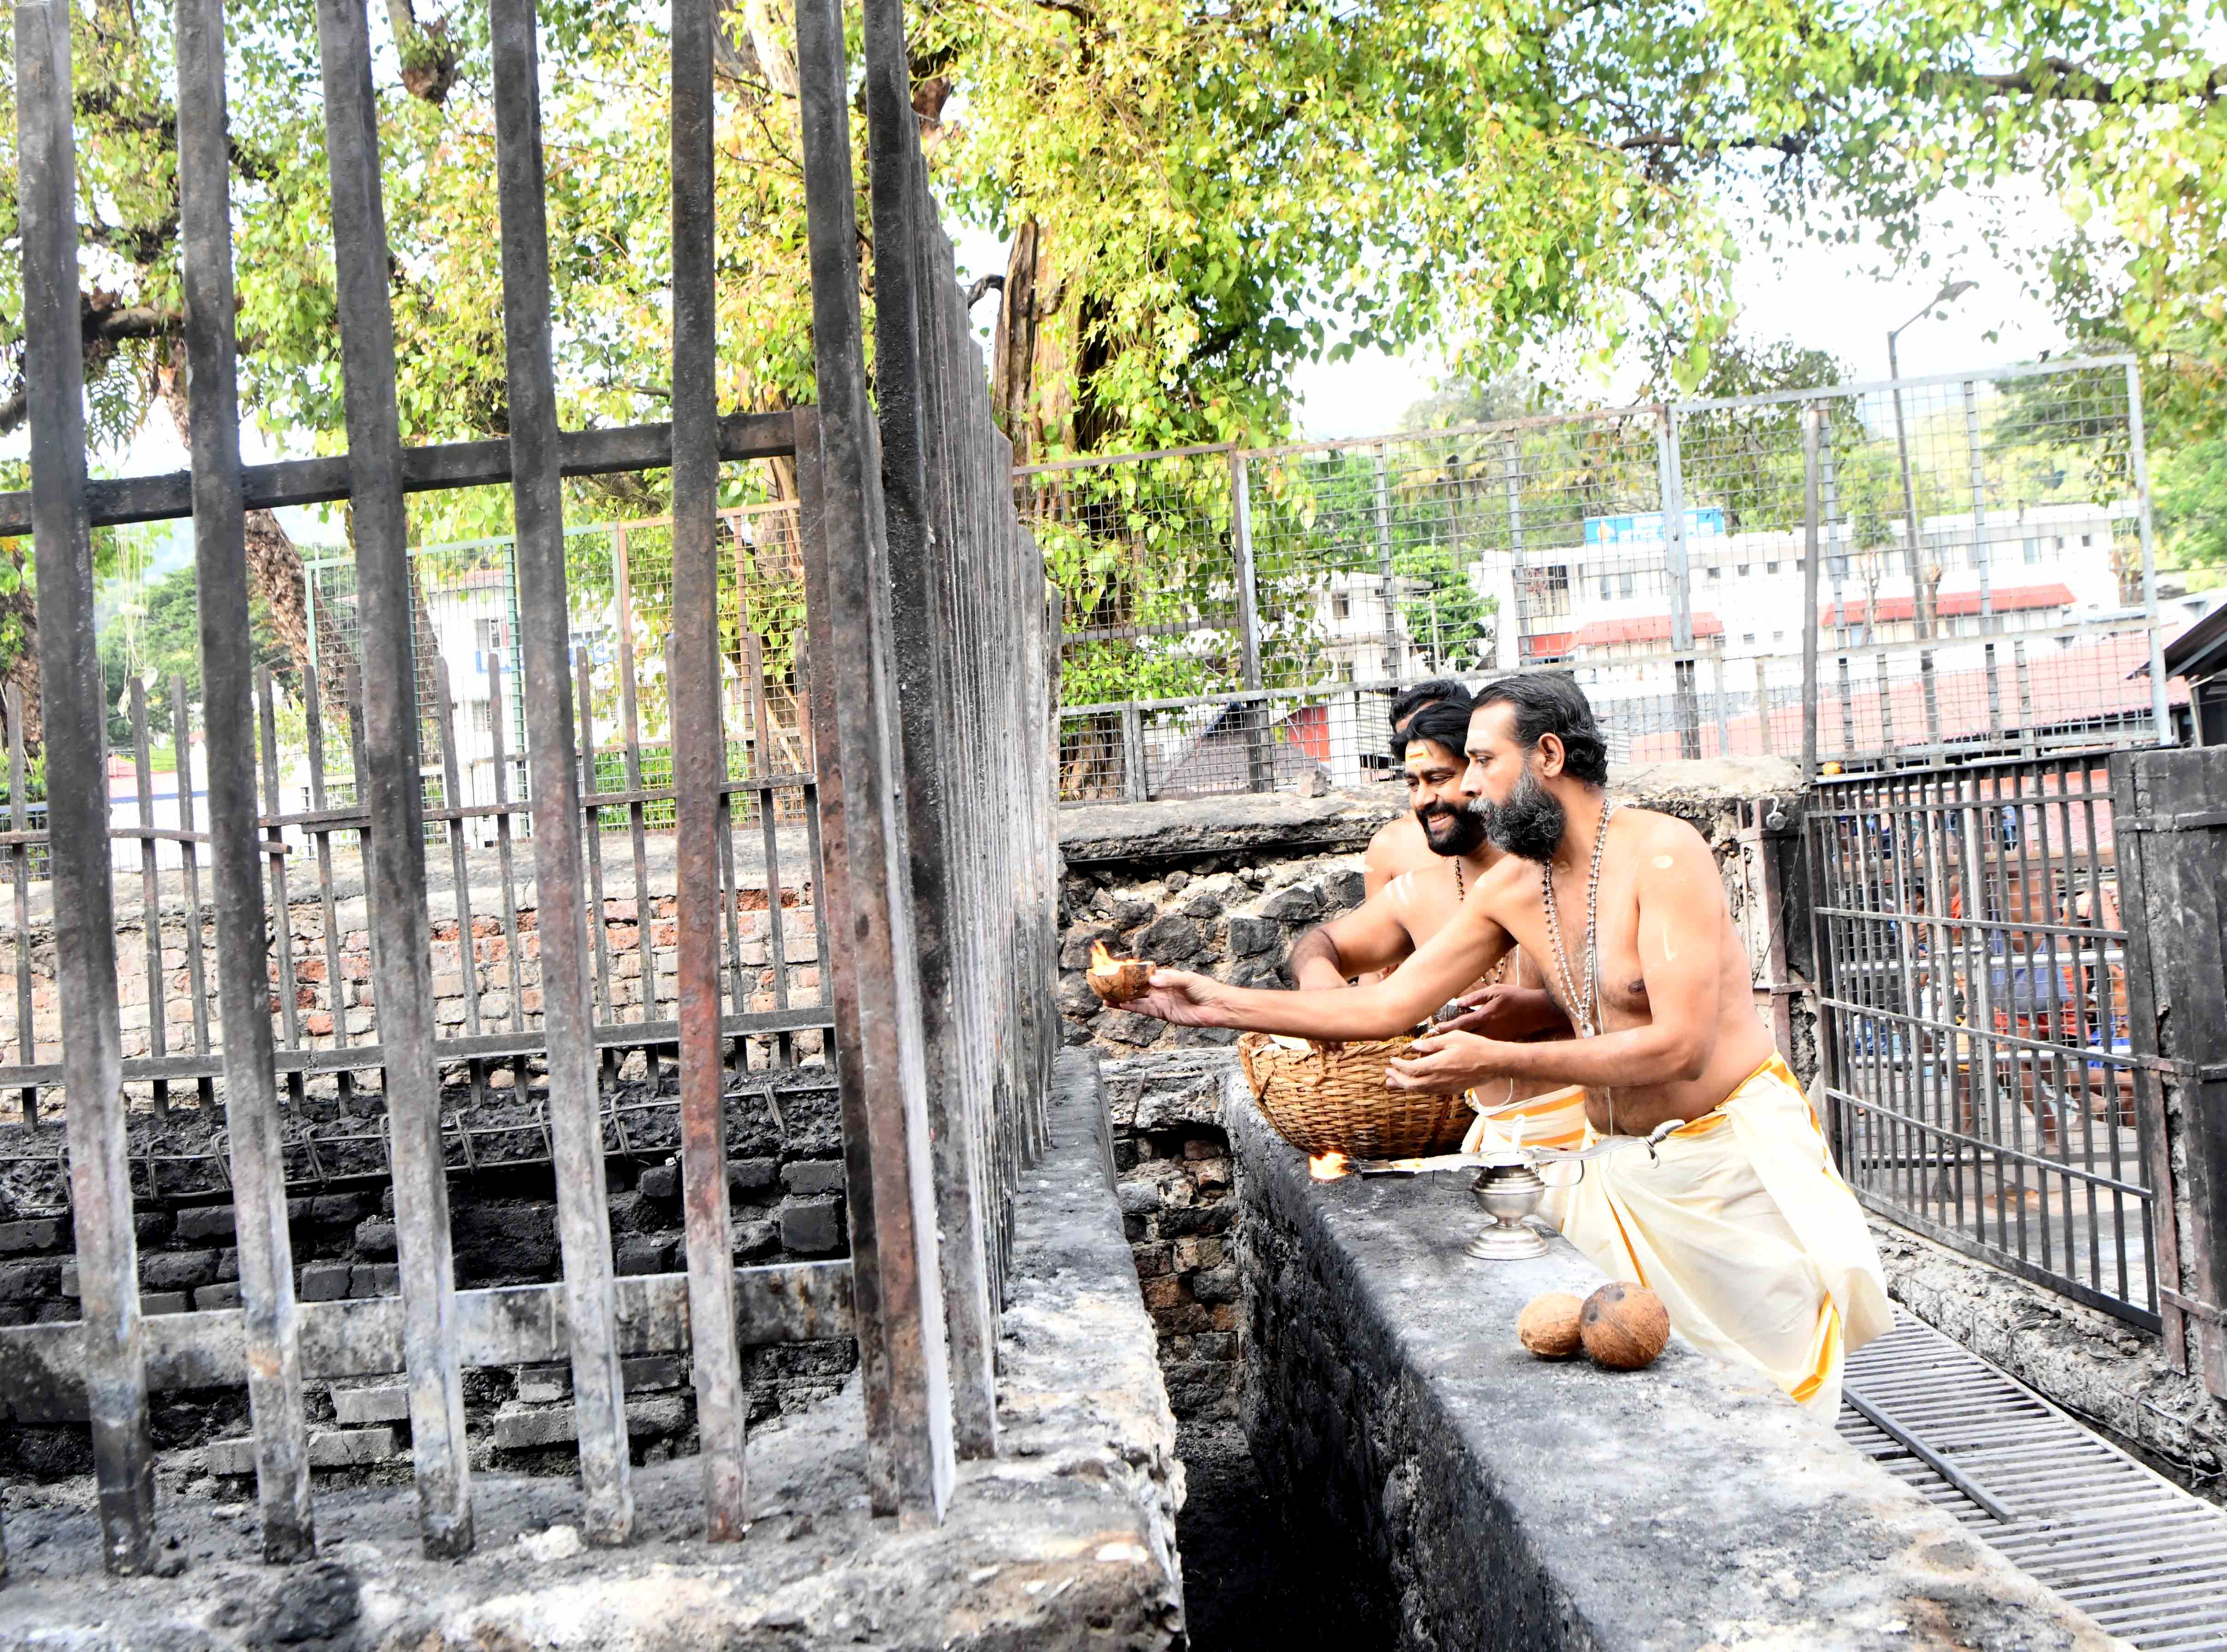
[1516,1291,1585,1359]
[1087,940,1154,1006]
[1579,1281,1670,1371]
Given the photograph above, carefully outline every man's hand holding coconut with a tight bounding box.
[1129,674,1891,1417]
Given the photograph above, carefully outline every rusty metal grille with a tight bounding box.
[1809,754,2166,1327]
[1843,1317,2227,1649]
[0,0,1050,1573]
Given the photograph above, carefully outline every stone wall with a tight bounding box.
[1226,1068,2124,1652]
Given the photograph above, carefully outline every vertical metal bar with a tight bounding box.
[168,678,214,1112]
[1753,657,1775,758]
[176,0,314,1551]
[430,660,487,1110]
[668,0,748,1536]
[8,690,35,1127]
[301,671,354,1106]
[256,672,308,1109]
[742,634,793,1068]
[2126,362,2172,744]
[487,0,633,1542]
[1656,405,1699,758]
[130,681,171,1119]
[1120,705,1148,804]
[1889,377,1944,757]
[313,0,471,1554]
[1801,406,1823,781]
[611,532,655,1057]
[17,0,156,1570]
[480,655,525,1078]
[577,649,617,1041]
[1965,381,2003,744]
[1709,653,1730,756]
[1231,451,1269,793]
[1502,436,1531,667]
[1373,443,1398,683]
[2015,641,2038,757]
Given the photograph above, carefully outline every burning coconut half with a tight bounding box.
[1086,939,1153,1006]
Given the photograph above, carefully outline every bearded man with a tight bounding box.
[1288,698,1579,1147]
[1129,673,1889,1416]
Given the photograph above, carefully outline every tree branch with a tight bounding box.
[1957,56,2227,106]
[966,273,1006,307]
[1618,130,1810,158]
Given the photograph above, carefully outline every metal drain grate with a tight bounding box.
[1841,1317,2227,1650]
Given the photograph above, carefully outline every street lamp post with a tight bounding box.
[1885,278,1976,759]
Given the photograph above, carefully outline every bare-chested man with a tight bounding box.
[1130,673,1890,1416]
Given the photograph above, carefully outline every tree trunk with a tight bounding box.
[161,344,363,714]
[0,541,41,756]
[994,219,1071,467]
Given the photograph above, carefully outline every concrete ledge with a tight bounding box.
[0,1050,1184,1651]
[1227,1071,2128,1652]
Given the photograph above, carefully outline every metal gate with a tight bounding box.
[1809,753,2167,1326]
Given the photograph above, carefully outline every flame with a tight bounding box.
[1309,1151,1351,1182]
[1090,939,1117,972]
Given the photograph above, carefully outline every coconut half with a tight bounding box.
[1087,939,1153,1005]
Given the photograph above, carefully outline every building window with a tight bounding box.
[1331,591,1350,620]
[1737,563,1750,577]
[1742,632,1756,646]
[1772,630,1785,645]
[1706,565,1721,580]
[1600,573,1614,601]
[1766,561,1780,574]
[2080,533,2093,548]
[2024,537,2041,565]
[470,698,495,736]
[1619,571,1636,598]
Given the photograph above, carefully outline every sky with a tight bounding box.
[1287,183,2078,439]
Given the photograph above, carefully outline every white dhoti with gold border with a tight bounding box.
[1467,1056,1890,1418]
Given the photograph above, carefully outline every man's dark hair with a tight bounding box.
[1386,678,1470,762]
[1472,673,1610,786]
[1399,698,1474,767]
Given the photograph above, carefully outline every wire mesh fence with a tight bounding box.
[1028,358,2177,801]
[2,498,831,1135]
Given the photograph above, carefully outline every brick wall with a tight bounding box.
[0,1082,857,1487]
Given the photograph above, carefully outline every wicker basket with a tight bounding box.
[1236,1031,1473,1160]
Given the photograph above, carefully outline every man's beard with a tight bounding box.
[1416,800,1487,858]
[1478,770,1565,863]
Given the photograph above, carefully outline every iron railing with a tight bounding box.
[1808,754,2165,1328]
[0,0,1051,1572]
[1034,359,2174,800]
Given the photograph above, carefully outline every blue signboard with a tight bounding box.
[1583,508,1726,545]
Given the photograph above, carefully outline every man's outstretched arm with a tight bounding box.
[1289,893,1416,989]
[1129,903,1514,1040]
